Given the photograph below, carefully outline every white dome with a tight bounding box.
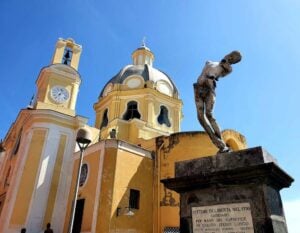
[99,64,179,98]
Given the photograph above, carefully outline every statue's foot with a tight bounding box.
[218,147,231,153]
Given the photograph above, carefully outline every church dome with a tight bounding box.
[99,45,179,98]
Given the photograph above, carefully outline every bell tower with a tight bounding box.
[34,38,82,116]
[51,38,82,70]
[0,38,90,233]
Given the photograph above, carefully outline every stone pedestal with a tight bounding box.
[161,147,294,233]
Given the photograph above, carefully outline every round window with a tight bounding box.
[79,163,88,187]
[124,76,143,88]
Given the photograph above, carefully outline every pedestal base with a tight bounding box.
[161,147,293,233]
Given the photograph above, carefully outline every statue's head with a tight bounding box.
[223,51,242,64]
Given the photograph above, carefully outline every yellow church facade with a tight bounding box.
[0,38,246,233]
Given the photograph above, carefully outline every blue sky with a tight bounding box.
[0,0,299,229]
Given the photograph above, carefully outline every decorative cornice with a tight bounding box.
[35,64,81,86]
[73,138,153,161]
[3,109,88,143]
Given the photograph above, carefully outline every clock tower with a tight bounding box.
[34,38,82,116]
[0,38,92,233]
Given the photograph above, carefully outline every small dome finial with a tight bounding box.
[132,37,154,66]
[142,36,146,47]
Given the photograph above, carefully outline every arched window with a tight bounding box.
[158,106,171,127]
[62,47,73,65]
[4,166,11,187]
[123,101,141,120]
[100,109,108,129]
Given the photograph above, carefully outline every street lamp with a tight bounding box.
[68,128,92,233]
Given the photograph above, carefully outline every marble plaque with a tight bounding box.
[192,203,254,233]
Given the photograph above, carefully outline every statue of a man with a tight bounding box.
[194,51,242,153]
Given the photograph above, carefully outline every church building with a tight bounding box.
[0,38,246,233]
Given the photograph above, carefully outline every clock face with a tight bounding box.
[50,86,70,103]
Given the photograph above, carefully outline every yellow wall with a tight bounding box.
[10,129,47,226]
[64,141,154,233]
[96,147,118,233]
[64,148,104,233]
[108,148,153,233]
[96,144,154,233]
[156,131,247,232]
[79,150,102,232]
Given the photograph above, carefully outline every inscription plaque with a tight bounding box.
[192,203,254,233]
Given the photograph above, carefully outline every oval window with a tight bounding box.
[79,163,88,187]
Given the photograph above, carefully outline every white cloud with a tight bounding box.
[284,199,300,233]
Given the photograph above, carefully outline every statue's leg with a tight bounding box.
[196,99,215,136]
[205,93,222,139]
[194,85,215,137]
[205,93,228,151]
[194,86,226,151]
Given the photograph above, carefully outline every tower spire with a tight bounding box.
[142,36,146,47]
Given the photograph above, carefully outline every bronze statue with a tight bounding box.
[194,51,242,153]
